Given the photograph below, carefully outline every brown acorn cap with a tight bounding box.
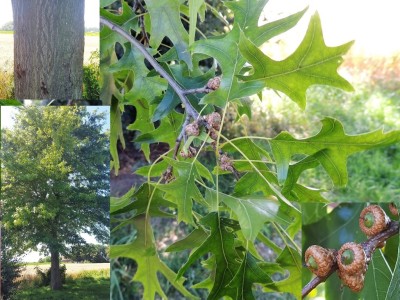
[389,202,399,216]
[337,242,366,275]
[205,112,222,131]
[359,205,390,236]
[185,122,200,137]
[337,268,365,292]
[304,245,335,277]
[207,76,221,90]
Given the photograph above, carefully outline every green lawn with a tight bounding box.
[14,270,109,300]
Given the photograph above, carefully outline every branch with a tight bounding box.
[99,17,199,120]
[302,220,399,298]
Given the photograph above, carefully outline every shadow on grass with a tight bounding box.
[14,276,110,300]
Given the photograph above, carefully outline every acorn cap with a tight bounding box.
[359,205,390,236]
[185,122,200,136]
[304,245,335,277]
[207,76,221,90]
[205,112,222,131]
[337,242,366,275]
[337,268,365,292]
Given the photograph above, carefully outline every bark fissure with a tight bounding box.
[12,0,85,99]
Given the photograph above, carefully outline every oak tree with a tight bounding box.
[1,106,109,290]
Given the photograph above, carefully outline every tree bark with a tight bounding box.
[50,248,62,290]
[11,0,85,99]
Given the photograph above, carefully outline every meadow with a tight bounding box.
[14,263,109,300]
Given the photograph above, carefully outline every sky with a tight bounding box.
[263,0,400,56]
[1,106,109,262]
[0,0,99,28]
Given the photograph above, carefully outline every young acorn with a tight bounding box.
[337,242,367,292]
[359,205,390,248]
[337,242,366,275]
[304,245,335,277]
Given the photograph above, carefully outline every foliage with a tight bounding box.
[83,50,101,100]
[103,0,400,299]
[1,226,23,300]
[35,265,67,287]
[65,244,108,263]
[0,21,13,31]
[1,107,109,289]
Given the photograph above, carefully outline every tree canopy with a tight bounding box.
[1,106,109,288]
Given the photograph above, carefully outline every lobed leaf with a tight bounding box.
[238,13,354,109]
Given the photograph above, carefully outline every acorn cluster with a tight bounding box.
[305,204,395,293]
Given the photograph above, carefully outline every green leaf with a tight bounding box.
[227,252,274,300]
[363,250,392,300]
[386,200,400,299]
[176,212,243,299]
[263,246,301,299]
[110,98,125,175]
[270,117,400,186]
[191,2,305,107]
[110,216,198,299]
[0,100,22,106]
[189,0,205,45]
[165,227,208,252]
[111,183,175,217]
[238,13,354,109]
[100,0,117,8]
[208,189,291,241]
[145,0,192,68]
[134,110,184,149]
[156,158,204,225]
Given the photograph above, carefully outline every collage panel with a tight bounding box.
[302,202,400,299]
[0,106,110,299]
[0,0,101,104]
[0,0,399,300]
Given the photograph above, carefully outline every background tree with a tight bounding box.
[1,107,109,290]
[65,243,109,263]
[0,224,23,300]
[11,0,85,99]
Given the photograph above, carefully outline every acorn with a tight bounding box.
[389,202,398,217]
[304,245,335,277]
[185,122,200,136]
[207,76,221,90]
[337,269,365,292]
[359,205,390,236]
[180,146,197,159]
[337,242,366,275]
[205,112,222,131]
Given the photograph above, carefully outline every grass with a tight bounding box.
[14,269,109,300]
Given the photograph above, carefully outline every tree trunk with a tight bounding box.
[11,0,85,99]
[50,249,62,290]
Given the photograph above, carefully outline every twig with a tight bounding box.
[302,220,400,298]
[182,87,213,95]
[99,17,199,120]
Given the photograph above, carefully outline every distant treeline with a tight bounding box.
[0,21,99,32]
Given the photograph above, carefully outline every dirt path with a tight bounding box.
[21,263,109,276]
